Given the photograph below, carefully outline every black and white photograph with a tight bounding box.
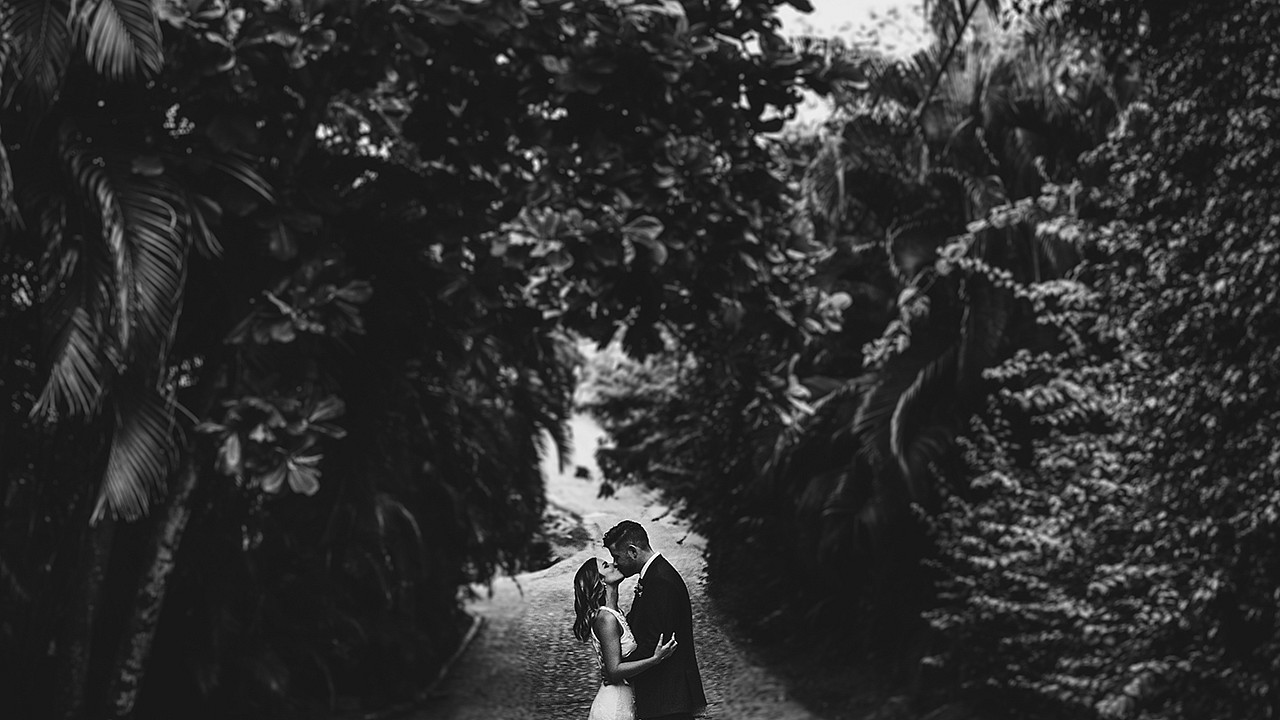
[2,0,1275,718]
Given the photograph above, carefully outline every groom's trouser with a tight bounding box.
[647,715,694,720]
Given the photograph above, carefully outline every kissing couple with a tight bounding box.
[572,520,707,720]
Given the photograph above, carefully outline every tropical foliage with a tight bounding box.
[587,2,1278,717]
[9,0,1280,718]
[585,0,1127,668]
[1,0,825,717]
[924,2,1280,718]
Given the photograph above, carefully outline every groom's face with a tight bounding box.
[606,542,641,577]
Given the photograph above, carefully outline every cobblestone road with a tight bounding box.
[417,416,821,720]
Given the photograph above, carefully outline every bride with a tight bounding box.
[573,557,678,720]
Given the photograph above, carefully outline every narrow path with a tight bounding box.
[417,416,821,720]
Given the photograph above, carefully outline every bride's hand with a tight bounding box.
[653,633,678,662]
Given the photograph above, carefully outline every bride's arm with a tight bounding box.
[593,611,677,684]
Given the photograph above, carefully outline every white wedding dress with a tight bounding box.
[588,606,638,720]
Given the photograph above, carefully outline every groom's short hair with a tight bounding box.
[603,520,650,550]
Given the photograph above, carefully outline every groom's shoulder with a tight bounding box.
[652,554,685,580]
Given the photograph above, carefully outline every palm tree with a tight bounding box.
[1,0,257,521]
[2,3,274,716]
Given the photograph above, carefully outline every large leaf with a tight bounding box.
[67,147,193,367]
[371,491,429,589]
[76,0,163,80]
[165,149,274,257]
[923,0,998,48]
[68,144,133,353]
[92,385,179,522]
[209,154,275,204]
[0,128,18,226]
[33,305,106,416]
[956,272,1010,385]
[117,172,191,366]
[889,343,959,497]
[285,453,321,496]
[3,0,73,104]
[801,135,847,234]
[793,469,852,561]
[851,327,957,490]
[32,190,114,417]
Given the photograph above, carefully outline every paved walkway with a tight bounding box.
[417,415,822,720]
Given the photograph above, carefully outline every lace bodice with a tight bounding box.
[590,606,638,670]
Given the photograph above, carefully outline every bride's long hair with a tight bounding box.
[572,558,607,642]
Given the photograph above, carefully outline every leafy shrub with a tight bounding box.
[925,3,1280,717]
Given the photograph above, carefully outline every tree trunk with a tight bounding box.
[54,514,115,720]
[104,459,201,719]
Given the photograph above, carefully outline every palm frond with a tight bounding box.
[851,320,956,470]
[186,191,223,257]
[374,491,425,549]
[844,52,896,101]
[913,0,984,124]
[801,134,846,233]
[956,273,1011,383]
[0,126,19,226]
[940,167,1006,216]
[1031,221,1080,278]
[759,376,871,495]
[75,0,163,80]
[161,147,273,257]
[924,0,999,47]
[889,344,959,497]
[887,221,947,280]
[372,491,428,583]
[33,305,106,416]
[999,125,1048,193]
[117,172,190,367]
[68,148,196,369]
[92,384,179,522]
[32,191,114,417]
[794,458,896,556]
[849,373,902,471]
[4,0,73,104]
[794,469,852,559]
[875,45,947,109]
[34,143,197,422]
[0,32,10,108]
[539,414,574,474]
[210,154,275,204]
[67,144,132,353]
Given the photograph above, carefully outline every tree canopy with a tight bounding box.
[7,0,1280,719]
[1,0,830,716]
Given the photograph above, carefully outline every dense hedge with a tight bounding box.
[927,2,1280,717]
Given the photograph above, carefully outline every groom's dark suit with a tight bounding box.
[626,554,706,719]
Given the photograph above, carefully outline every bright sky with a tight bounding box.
[775,0,930,127]
[777,0,928,55]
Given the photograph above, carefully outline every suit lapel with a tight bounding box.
[628,577,644,617]
[626,557,661,627]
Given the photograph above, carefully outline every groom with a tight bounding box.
[604,520,707,720]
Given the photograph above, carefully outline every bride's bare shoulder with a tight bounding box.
[592,607,622,633]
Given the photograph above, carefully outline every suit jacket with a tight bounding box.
[626,554,706,719]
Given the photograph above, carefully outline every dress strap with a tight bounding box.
[597,606,627,625]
